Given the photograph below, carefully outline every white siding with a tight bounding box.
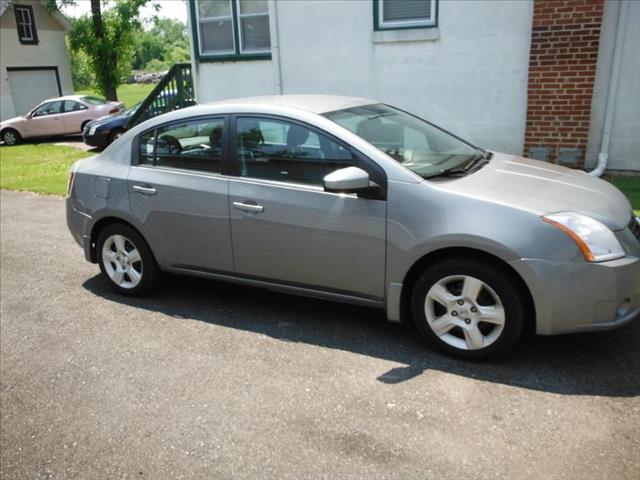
[191,0,533,155]
[587,0,640,172]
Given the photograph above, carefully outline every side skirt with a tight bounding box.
[166,265,386,310]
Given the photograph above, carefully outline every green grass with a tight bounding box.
[76,83,156,109]
[0,144,92,195]
[606,175,640,216]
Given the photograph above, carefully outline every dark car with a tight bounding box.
[82,102,141,149]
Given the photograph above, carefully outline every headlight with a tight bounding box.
[542,212,625,262]
[88,126,97,136]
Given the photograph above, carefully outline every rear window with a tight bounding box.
[82,96,107,105]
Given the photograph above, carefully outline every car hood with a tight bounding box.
[0,115,25,127]
[89,111,127,127]
[434,152,632,230]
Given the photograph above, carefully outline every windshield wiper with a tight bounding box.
[464,150,493,171]
[423,168,469,180]
[424,151,493,180]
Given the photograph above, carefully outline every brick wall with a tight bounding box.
[524,0,604,166]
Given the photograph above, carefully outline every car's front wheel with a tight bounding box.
[96,223,161,296]
[411,257,526,359]
[108,129,124,145]
[1,129,21,146]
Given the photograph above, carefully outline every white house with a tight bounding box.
[0,0,74,121]
[186,0,639,172]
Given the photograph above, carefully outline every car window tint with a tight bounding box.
[64,101,86,112]
[236,117,354,185]
[138,118,224,173]
[34,101,63,116]
[138,130,156,165]
[82,96,107,105]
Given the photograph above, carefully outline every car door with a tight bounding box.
[26,101,64,136]
[228,115,387,299]
[127,116,234,272]
[62,100,89,133]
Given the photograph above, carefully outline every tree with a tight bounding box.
[131,18,190,72]
[67,42,95,89]
[49,0,152,100]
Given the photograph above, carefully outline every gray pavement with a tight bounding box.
[1,189,639,479]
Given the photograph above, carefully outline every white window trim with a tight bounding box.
[15,6,34,41]
[195,0,236,56]
[235,0,270,54]
[377,0,437,29]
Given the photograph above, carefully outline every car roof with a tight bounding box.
[41,94,110,104]
[206,95,376,114]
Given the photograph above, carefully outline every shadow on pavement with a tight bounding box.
[83,273,640,397]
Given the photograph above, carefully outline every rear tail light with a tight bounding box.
[108,108,119,114]
[67,166,76,197]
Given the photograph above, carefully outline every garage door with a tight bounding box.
[7,68,61,116]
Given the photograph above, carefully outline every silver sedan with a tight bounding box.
[66,95,640,359]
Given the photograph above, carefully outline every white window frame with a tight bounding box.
[195,0,236,56]
[15,5,35,42]
[235,0,270,54]
[377,0,437,30]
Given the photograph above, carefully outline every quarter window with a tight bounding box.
[193,0,271,59]
[14,5,38,44]
[235,117,355,186]
[138,117,225,174]
[375,0,437,30]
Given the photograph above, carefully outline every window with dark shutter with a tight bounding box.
[14,5,38,44]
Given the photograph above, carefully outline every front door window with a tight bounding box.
[235,117,355,185]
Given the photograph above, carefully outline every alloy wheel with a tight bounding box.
[424,275,505,351]
[3,131,17,145]
[101,234,143,289]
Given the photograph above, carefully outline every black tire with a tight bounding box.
[411,256,526,360]
[1,128,21,146]
[107,128,124,145]
[96,223,161,297]
[80,120,92,132]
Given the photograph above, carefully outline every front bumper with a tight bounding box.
[510,256,640,335]
[82,130,110,148]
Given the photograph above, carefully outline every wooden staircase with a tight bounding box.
[125,63,196,129]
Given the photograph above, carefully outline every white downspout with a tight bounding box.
[590,0,629,177]
[269,0,284,94]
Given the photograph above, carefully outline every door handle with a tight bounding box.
[233,201,264,213]
[132,184,157,195]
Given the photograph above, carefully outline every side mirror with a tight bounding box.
[323,166,372,194]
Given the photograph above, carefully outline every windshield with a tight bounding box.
[82,96,107,105]
[125,102,141,117]
[324,104,484,179]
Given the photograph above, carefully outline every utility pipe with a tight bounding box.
[590,0,629,177]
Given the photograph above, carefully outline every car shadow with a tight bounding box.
[82,273,639,397]
[0,135,100,152]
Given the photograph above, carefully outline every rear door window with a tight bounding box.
[64,100,87,112]
[137,117,225,174]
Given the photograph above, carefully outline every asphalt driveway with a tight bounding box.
[1,189,639,479]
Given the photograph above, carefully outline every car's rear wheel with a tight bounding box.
[411,257,526,359]
[96,223,161,296]
[81,120,91,132]
[1,129,21,146]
